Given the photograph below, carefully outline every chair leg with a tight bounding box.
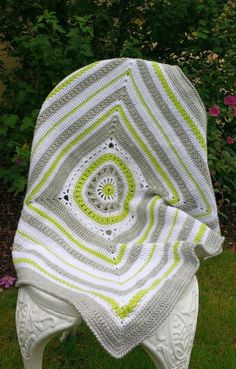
[15,286,81,369]
[141,276,199,369]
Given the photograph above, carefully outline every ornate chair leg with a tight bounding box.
[141,276,199,369]
[15,286,81,369]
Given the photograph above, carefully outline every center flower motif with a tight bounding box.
[89,166,121,206]
[73,154,135,224]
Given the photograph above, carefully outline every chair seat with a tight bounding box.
[23,273,198,318]
[25,284,79,317]
[16,275,199,369]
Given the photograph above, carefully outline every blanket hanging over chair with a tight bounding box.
[12,57,224,358]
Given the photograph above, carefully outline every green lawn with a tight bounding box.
[0,247,235,369]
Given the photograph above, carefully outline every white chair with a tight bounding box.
[16,275,198,369]
[13,57,223,368]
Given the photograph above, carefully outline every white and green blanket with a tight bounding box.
[12,58,224,358]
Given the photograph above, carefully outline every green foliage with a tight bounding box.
[168,0,236,208]
[0,0,235,208]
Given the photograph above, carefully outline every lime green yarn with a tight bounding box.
[102,183,115,196]
[151,62,206,153]
[13,241,181,320]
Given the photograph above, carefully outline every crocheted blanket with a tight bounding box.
[12,58,224,358]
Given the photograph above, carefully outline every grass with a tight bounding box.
[0,247,235,369]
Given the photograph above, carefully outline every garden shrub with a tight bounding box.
[0,0,235,211]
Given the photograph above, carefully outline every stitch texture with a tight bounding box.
[12,57,224,358]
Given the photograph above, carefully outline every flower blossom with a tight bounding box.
[209,105,220,117]
[0,274,16,288]
[223,95,236,106]
[226,136,234,145]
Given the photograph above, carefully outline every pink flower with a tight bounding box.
[226,136,234,145]
[0,274,16,288]
[209,105,220,117]
[223,95,236,106]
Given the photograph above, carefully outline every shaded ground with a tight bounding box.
[0,183,235,279]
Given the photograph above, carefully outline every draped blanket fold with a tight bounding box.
[12,57,224,358]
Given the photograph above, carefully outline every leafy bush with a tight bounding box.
[0,5,95,194]
[0,0,235,210]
